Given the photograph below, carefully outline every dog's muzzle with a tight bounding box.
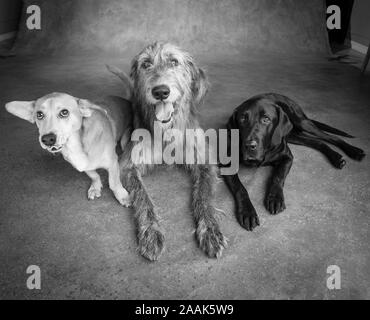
[49,145,63,153]
[243,158,262,167]
[41,133,56,147]
[154,101,174,123]
[152,85,170,101]
[242,139,264,166]
[40,133,63,153]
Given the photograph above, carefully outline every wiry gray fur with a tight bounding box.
[119,42,227,261]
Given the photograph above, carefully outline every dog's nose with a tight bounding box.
[152,85,170,100]
[246,140,258,151]
[41,133,56,147]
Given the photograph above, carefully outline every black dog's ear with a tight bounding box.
[227,110,239,129]
[271,105,293,147]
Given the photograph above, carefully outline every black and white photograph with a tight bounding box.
[0,0,369,304]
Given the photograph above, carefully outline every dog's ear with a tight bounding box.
[190,63,209,106]
[77,99,107,117]
[5,101,36,123]
[227,110,239,130]
[77,99,93,117]
[271,105,293,147]
[129,58,139,81]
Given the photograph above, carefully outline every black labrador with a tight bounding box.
[223,93,365,230]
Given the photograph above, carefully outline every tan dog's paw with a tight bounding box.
[88,185,102,200]
[118,196,132,207]
[114,188,132,207]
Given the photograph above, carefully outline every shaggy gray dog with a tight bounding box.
[117,42,227,261]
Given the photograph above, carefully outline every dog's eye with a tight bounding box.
[141,61,152,69]
[170,58,179,67]
[59,109,69,118]
[36,111,44,120]
[261,116,270,124]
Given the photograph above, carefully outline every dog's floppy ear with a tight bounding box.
[5,101,36,123]
[227,110,239,130]
[190,63,209,106]
[77,99,108,118]
[77,99,93,117]
[271,105,293,147]
[129,58,139,82]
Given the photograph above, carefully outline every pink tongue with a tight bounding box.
[155,102,173,121]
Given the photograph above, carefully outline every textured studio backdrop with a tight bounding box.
[1,0,369,300]
[15,0,329,56]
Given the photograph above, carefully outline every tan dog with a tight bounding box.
[5,93,132,206]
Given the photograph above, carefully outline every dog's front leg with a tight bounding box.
[108,160,131,207]
[265,151,293,215]
[85,170,102,200]
[122,168,165,261]
[190,164,227,258]
[223,173,259,231]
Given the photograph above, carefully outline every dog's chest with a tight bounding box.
[61,148,90,172]
[61,133,96,172]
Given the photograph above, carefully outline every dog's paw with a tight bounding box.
[87,185,102,200]
[334,157,346,169]
[138,224,165,261]
[236,205,259,231]
[265,185,286,215]
[114,188,132,207]
[330,151,346,169]
[117,195,132,207]
[348,147,366,161]
[196,220,227,258]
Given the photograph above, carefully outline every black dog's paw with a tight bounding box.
[265,185,286,215]
[336,158,346,169]
[236,205,259,231]
[347,146,366,161]
[331,153,346,169]
[353,149,365,161]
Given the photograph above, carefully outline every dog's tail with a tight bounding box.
[106,64,133,100]
[311,120,354,138]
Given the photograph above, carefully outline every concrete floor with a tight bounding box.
[0,50,369,299]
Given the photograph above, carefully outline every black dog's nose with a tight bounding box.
[41,133,56,147]
[246,140,257,151]
[152,85,170,100]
